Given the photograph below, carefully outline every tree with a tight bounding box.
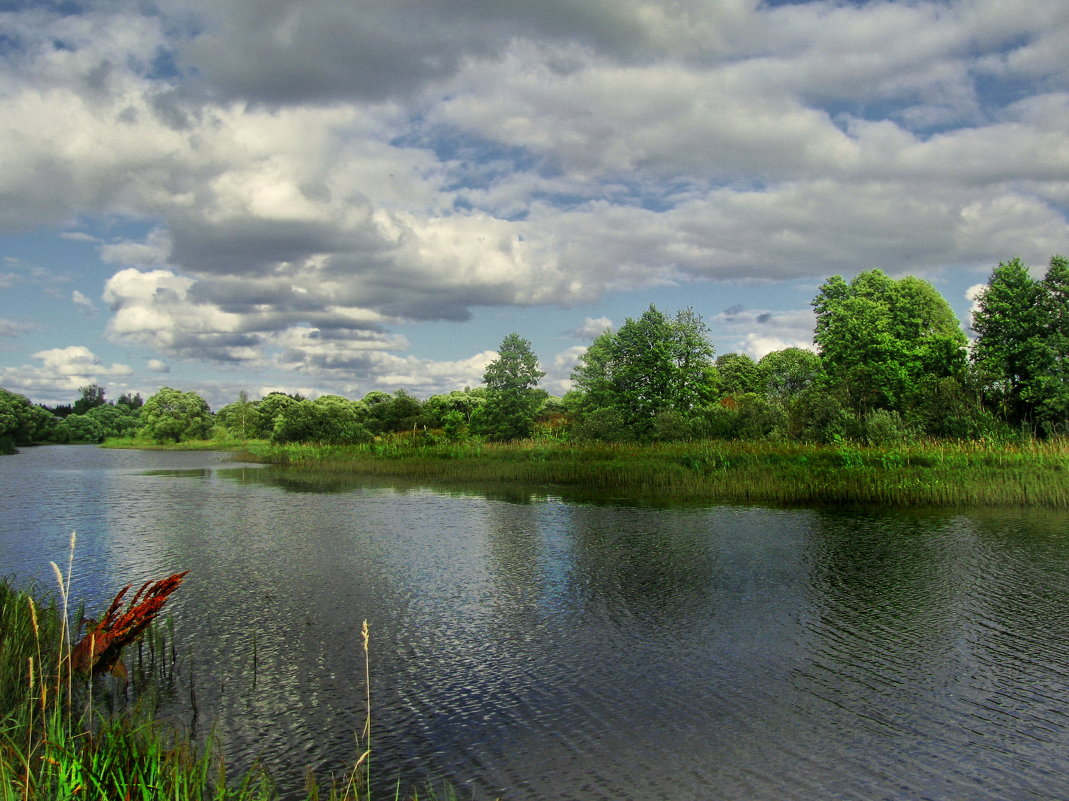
[570,306,715,440]
[217,390,263,440]
[813,269,966,416]
[72,383,107,415]
[473,333,546,441]
[116,392,144,410]
[367,389,425,434]
[140,387,213,443]
[715,353,764,397]
[250,392,300,439]
[758,348,822,401]
[272,396,372,444]
[971,255,1069,434]
[0,388,56,452]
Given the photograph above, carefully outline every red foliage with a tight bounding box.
[70,570,189,677]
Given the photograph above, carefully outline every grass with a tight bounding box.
[234,436,1069,509]
[0,541,460,801]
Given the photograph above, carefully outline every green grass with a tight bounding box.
[237,436,1069,509]
[0,565,457,801]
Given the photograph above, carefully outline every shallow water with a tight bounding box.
[4,445,1069,800]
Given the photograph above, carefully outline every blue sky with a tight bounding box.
[1,0,1067,408]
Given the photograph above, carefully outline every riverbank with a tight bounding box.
[225,438,1069,509]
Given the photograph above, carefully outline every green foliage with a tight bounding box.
[715,353,764,397]
[863,408,918,446]
[570,305,715,440]
[140,387,214,443]
[813,269,967,416]
[272,396,373,445]
[250,392,300,439]
[0,388,57,452]
[758,348,822,401]
[72,383,107,416]
[474,333,546,441]
[971,255,1069,435]
[422,390,485,427]
[367,389,426,434]
[217,390,263,440]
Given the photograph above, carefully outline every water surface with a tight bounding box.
[3,445,1069,800]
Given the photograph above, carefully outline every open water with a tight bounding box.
[3,445,1069,800]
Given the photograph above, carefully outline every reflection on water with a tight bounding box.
[3,446,1069,800]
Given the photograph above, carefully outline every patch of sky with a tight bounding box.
[974,71,1054,114]
[2,0,83,13]
[392,121,547,189]
[147,46,183,82]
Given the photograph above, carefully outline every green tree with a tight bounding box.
[217,390,263,440]
[250,392,300,438]
[53,413,105,444]
[86,403,140,439]
[758,348,822,401]
[813,269,966,416]
[72,383,107,416]
[972,255,1069,434]
[570,306,715,439]
[271,396,372,444]
[473,333,546,441]
[140,387,213,443]
[116,391,144,410]
[0,389,55,452]
[715,353,764,397]
[367,389,426,434]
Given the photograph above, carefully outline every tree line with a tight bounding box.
[2,256,1066,452]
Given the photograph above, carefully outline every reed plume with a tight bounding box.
[70,570,189,678]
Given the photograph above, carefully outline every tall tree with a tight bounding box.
[570,306,715,439]
[474,333,546,441]
[972,256,1069,433]
[813,269,966,416]
[72,383,107,415]
[140,387,214,443]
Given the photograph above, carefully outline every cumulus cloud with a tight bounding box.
[711,307,817,359]
[0,0,1067,395]
[569,317,613,339]
[0,346,132,402]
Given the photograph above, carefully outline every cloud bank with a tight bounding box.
[1,0,1067,400]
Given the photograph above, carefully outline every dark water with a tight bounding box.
[3,445,1069,800]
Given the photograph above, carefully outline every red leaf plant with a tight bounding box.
[70,570,189,678]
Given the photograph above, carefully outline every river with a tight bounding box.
[3,445,1069,800]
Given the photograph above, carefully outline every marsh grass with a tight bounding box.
[242,437,1069,508]
[0,553,455,801]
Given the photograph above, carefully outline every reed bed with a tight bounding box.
[242,437,1069,509]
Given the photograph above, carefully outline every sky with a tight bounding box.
[1,0,1067,409]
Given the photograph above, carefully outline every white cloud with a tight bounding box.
[0,0,1067,397]
[71,290,95,312]
[570,317,613,339]
[0,346,132,402]
[0,319,36,338]
[712,307,817,359]
[146,358,170,373]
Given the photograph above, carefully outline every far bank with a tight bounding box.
[102,436,1069,509]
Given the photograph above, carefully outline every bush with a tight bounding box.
[863,408,917,446]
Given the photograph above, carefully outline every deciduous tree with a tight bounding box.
[140,387,213,443]
[474,333,545,441]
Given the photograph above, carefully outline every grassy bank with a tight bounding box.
[234,437,1069,509]
[0,571,446,801]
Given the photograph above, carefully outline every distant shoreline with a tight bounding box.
[102,436,1069,509]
